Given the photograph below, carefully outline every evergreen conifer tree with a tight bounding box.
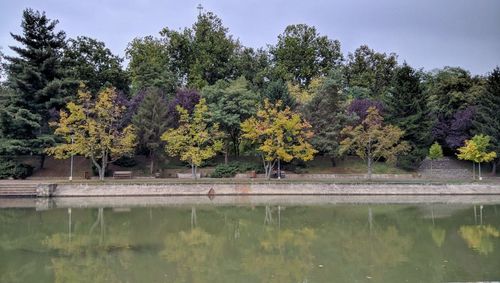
[473,67,500,174]
[1,9,75,167]
[385,63,432,169]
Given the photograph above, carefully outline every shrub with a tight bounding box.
[211,163,239,178]
[12,164,34,179]
[210,161,263,178]
[0,160,34,179]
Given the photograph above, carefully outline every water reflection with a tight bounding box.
[1,201,500,282]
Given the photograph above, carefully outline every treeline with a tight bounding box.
[0,8,499,179]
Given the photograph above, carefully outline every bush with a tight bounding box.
[210,161,263,178]
[12,164,34,179]
[0,160,16,179]
[235,161,263,173]
[0,160,34,179]
[114,156,137,167]
[211,163,239,178]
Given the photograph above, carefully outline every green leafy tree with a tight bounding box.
[202,77,259,161]
[457,134,497,180]
[385,63,432,169]
[473,67,500,174]
[427,67,478,119]
[46,87,137,180]
[161,99,223,178]
[2,9,76,168]
[345,45,398,98]
[125,36,177,94]
[262,80,296,110]
[231,46,270,90]
[65,36,129,95]
[241,100,317,179]
[271,24,342,87]
[428,142,444,174]
[340,107,410,178]
[132,88,169,175]
[161,12,236,89]
[305,71,352,166]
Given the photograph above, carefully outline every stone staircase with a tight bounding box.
[0,183,37,197]
[418,157,472,179]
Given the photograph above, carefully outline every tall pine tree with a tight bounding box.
[385,63,432,169]
[305,71,352,166]
[1,9,75,167]
[132,88,169,175]
[473,67,500,174]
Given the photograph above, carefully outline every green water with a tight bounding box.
[1,199,500,283]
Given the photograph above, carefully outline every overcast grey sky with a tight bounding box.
[1,0,499,75]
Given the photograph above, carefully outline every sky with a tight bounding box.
[1,0,499,75]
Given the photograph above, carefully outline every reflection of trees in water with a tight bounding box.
[43,208,133,283]
[243,226,316,283]
[160,228,224,283]
[322,207,413,282]
[459,225,500,255]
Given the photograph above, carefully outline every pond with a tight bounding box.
[1,196,500,283]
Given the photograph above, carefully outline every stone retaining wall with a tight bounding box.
[53,182,500,197]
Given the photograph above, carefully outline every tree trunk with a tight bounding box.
[473,162,476,180]
[430,160,433,176]
[277,158,281,179]
[149,150,155,176]
[265,162,271,179]
[191,164,196,179]
[367,158,372,179]
[99,154,108,181]
[39,154,46,169]
[330,156,336,167]
[224,145,229,165]
[491,159,498,175]
[233,140,240,157]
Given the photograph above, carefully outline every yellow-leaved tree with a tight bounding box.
[161,99,223,179]
[241,99,317,179]
[339,107,410,179]
[457,134,497,180]
[46,87,137,180]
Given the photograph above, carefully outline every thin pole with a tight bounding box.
[69,136,74,181]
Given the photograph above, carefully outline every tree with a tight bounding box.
[457,135,497,180]
[167,88,200,128]
[345,45,398,98]
[161,99,223,178]
[427,67,481,150]
[241,100,317,179]
[46,87,137,180]
[161,12,236,89]
[132,88,169,175]
[287,77,324,106]
[65,36,129,95]
[3,9,76,168]
[125,36,177,94]
[348,98,384,124]
[262,80,296,110]
[231,46,270,90]
[385,63,432,169]
[428,142,443,174]
[340,107,410,178]
[202,77,259,161]
[271,24,342,87]
[305,72,352,166]
[473,67,500,174]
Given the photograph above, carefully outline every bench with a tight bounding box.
[113,171,133,179]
